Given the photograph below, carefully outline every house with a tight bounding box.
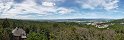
[12,27,27,40]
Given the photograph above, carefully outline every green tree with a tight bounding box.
[26,32,48,40]
[2,19,10,28]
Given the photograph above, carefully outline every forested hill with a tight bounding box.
[34,18,113,22]
[0,18,124,40]
[109,19,124,23]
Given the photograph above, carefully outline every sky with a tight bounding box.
[0,0,124,19]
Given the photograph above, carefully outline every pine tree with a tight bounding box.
[2,18,10,28]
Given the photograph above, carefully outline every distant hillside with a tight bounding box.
[0,18,114,23]
[109,19,124,23]
[35,18,113,22]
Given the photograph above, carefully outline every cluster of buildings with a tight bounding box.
[86,22,110,28]
[94,23,109,28]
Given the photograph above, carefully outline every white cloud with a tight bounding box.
[55,0,65,2]
[0,0,51,18]
[42,2,55,7]
[57,7,75,14]
[102,0,119,10]
[0,0,75,19]
[82,12,114,19]
[77,0,119,11]
[0,1,13,13]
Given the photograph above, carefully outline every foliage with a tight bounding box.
[26,32,48,40]
[0,19,124,40]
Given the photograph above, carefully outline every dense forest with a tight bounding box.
[0,19,124,40]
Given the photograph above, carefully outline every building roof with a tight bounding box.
[12,27,26,38]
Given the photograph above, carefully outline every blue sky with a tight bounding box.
[0,0,124,19]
